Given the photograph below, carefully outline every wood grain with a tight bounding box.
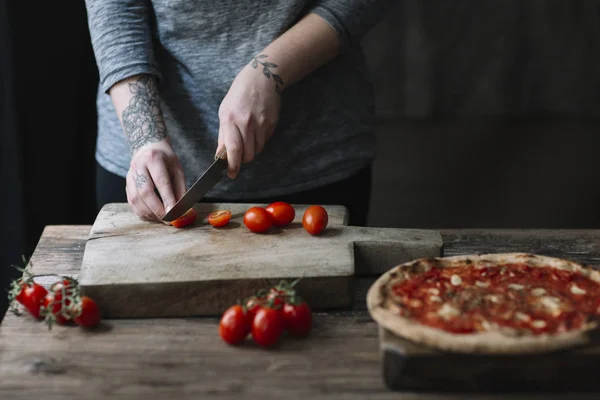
[78,203,443,317]
[2,226,600,398]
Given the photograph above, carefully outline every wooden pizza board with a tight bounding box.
[378,323,600,392]
[78,203,443,318]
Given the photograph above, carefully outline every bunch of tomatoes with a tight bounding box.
[219,280,312,348]
[8,263,101,329]
[171,202,329,236]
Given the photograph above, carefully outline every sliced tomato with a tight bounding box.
[170,208,197,228]
[208,209,231,227]
[302,205,328,235]
[243,207,272,233]
[266,202,295,227]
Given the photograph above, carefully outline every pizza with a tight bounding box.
[367,253,600,354]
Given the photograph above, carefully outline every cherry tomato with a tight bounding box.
[267,289,286,310]
[266,202,295,227]
[207,209,231,227]
[171,208,197,228]
[245,297,265,323]
[73,296,101,328]
[51,279,76,297]
[243,207,272,233]
[43,278,78,324]
[43,293,71,324]
[16,282,48,319]
[251,307,284,348]
[282,301,312,337]
[219,305,250,345]
[302,205,328,235]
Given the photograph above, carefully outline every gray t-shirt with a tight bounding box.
[85,0,390,200]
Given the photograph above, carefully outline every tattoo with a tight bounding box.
[134,172,148,189]
[121,75,167,153]
[251,54,284,94]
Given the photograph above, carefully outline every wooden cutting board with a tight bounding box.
[79,203,443,318]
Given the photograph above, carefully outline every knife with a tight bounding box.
[162,148,228,222]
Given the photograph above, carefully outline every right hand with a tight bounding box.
[126,139,187,221]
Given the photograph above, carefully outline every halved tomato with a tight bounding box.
[208,210,232,227]
[170,208,197,228]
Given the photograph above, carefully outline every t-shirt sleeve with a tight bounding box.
[85,0,162,93]
[309,0,393,52]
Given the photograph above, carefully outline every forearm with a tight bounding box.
[252,13,340,94]
[109,75,168,154]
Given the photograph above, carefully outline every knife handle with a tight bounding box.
[215,147,227,161]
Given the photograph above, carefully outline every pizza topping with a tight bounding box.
[438,303,460,320]
[531,320,547,329]
[450,275,462,286]
[390,261,600,336]
[570,284,586,295]
[515,312,531,322]
[531,288,546,297]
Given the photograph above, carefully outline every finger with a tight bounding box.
[221,122,243,179]
[147,161,177,212]
[241,126,255,164]
[126,171,155,221]
[255,130,266,155]
[216,129,225,159]
[134,167,166,220]
[172,162,187,201]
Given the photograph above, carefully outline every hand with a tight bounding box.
[126,139,187,221]
[216,61,282,179]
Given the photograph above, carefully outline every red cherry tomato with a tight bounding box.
[170,208,197,228]
[267,288,286,310]
[302,205,328,235]
[243,207,272,233]
[266,202,295,227]
[251,307,284,348]
[16,282,48,319]
[43,278,78,324]
[43,293,71,324]
[282,300,313,337]
[207,209,232,227]
[219,305,250,345]
[73,296,101,328]
[245,297,265,323]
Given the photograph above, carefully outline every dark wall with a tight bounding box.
[0,1,98,317]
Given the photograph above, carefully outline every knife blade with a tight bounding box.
[162,148,228,222]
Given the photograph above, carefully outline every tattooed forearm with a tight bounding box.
[121,75,167,153]
[251,54,284,94]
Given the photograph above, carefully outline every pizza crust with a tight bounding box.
[366,253,600,355]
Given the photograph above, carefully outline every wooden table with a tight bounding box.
[1,226,600,400]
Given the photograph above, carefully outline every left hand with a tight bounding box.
[216,60,282,179]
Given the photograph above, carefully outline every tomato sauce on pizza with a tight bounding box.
[392,262,600,335]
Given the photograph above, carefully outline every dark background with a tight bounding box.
[2,0,600,318]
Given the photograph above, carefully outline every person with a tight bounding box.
[85,1,391,227]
